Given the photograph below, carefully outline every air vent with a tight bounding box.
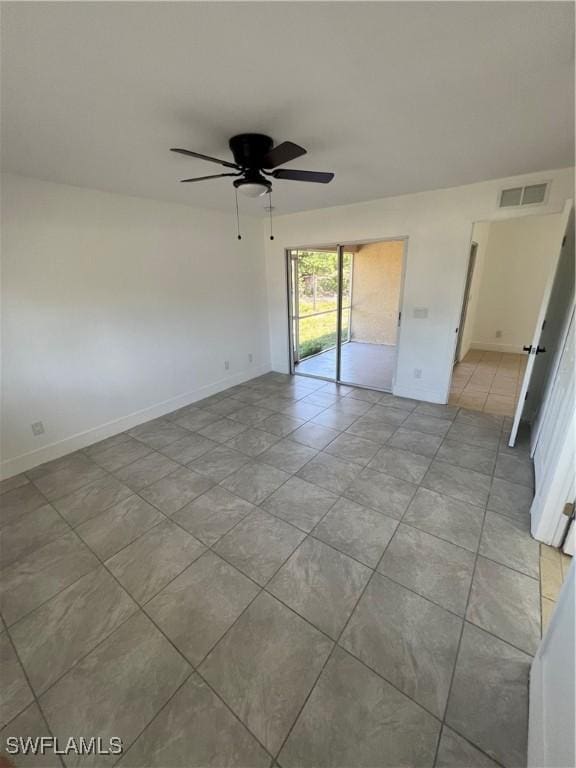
[500,187,523,207]
[521,183,548,205]
[499,183,549,208]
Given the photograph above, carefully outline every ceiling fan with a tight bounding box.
[170,133,334,197]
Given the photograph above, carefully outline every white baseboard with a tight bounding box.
[1,364,271,480]
[470,341,525,354]
[392,383,445,404]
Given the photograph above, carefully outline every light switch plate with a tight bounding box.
[413,307,428,319]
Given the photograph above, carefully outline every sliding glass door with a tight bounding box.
[289,248,339,380]
[288,240,405,391]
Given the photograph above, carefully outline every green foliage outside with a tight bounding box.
[298,302,351,360]
[294,250,353,360]
[296,251,352,309]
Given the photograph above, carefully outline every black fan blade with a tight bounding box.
[180,173,241,183]
[171,148,238,169]
[262,141,307,169]
[271,168,334,184]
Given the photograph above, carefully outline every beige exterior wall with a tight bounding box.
[350,240,403,345]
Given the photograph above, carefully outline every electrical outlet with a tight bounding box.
[495,330,502,338]
[414,368,422,379]
[31,421,45,436]
[224,360,230,371]
[248,353,253,363]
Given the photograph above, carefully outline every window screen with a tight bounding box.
[522,184,547,205]
[499,187,523,207]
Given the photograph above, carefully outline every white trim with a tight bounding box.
[449,198,573,406]
[391,238,409,394]
[470,341,526,354]
[509,200,573,446]
[454,241,478,364]
[563,523,575,556]
[284,235,409,251]
[528,561,575,768]
[531,278,576,454]
[0,364,270,480]
[531,421,575,545]
[530,309,575,544]
[393,383,444,403]
[446,225,478,389]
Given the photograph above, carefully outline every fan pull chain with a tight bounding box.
[235,188,242,240]
[268,191,274,241]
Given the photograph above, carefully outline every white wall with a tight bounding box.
[264,168,574,403]
[458,220,490,361]
[467,213,565,353]
[1,174,270,478]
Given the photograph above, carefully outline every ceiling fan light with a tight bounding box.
[236,180,271,197]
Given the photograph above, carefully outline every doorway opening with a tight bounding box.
[451,207,572,430]
[288,239,406,391]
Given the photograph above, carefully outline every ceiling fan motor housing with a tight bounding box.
[229,134,274,169]
[171,134,333,190]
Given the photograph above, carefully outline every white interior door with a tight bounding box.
[528,560,574,768]
[530,308,575,544]
[508,201,573,446]
[530,209,575,451]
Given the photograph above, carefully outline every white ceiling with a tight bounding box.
[2,2,574,216]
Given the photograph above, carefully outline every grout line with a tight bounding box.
[1,600,67,767]
[0,549,102,632]
[272,500,411,762]
[187,666,276,765]
[17,489,275,766]
[332,636,446,722]
[6,401,531,618]
[438,722,509,768]
[16,605,140,705]
[430,415,508,767]
[2,372,539,766]
[88,515,276,763]
[452,351,526,419]
[110,670,196,766]
[55,421,447,759]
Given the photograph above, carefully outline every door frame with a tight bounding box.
[454,241,478,364]
[286,244,339,381]
[285,236,409,392]
[449,203,573,404]
[508,201,573,446]
[530,207,575,454]
[335,244,344,382]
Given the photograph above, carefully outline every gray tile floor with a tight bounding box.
[295,341,397,390]
[0,372,540,767]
